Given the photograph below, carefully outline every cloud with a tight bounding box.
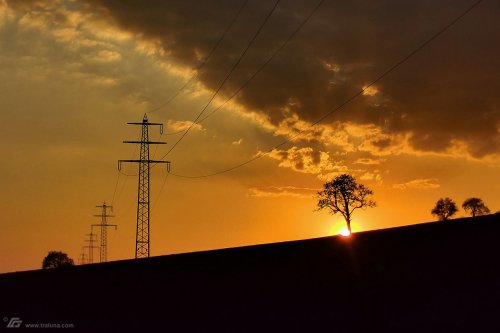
[265,147,330,174]
[248,186,317,198]
[1,0,139,94]
[273,113,355,152]
[263,146,349,180]
[360,172,382,183]
[166,120,203,132]
[394,178,440,190]
[362,85,379,96]
[81,0,500,159]
[354,158,384,165]
[316,171,348,182]
[91,50,122,63]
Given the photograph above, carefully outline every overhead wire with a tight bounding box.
[113,143,139,212]
[151,131,164,160]
[90,0,266,254]
[111,137,139,205]
[160,0,324,135]
[149,0,325,205]
[158,0,282,160]
[146,0,249,114]
[151,173,170,213]
[114,0,484,220]
[115,171,132,203]
[110,170,121,205]
[196,0,326,125]
[168,0,484,179]
[148,0,288,208]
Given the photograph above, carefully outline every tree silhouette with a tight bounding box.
[42,251,74,269]
[462,197,490,217]
[317,174,376,233]
[431,197,458,221]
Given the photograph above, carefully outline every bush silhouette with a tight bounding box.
[42,251,74,269]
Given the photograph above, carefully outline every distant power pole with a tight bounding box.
[119,114,170,259]
[92,202,117,263]
[78,250,87,265]
[84,231,99,264]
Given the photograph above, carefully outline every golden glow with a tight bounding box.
[1,0,499,274]
[339,227,351,237]
[331,224,351,237]
[362,85,379,96]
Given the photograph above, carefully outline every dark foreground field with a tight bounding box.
[1,215,500,332]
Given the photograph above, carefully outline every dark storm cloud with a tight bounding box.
[84,0,500,157]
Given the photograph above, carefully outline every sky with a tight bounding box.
[0,0,499,273]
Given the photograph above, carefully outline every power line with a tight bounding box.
[150,1,325,205]
[110,170,121,205]
[197,0,326,125]
[169,0,484,179]
[157,0,324,137]
[81,2,235,235]
[151,132,163,159]
[151,172,170,213]
[147,132,170,214]
[114,158,140,210]
[159,0,281,159]
[111,138,140,205]
[147,0,249,114]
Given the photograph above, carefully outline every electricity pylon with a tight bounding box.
[78,250,87,265]
[92,202,117,263]
[118,114,170,259]
[84,231,99,264]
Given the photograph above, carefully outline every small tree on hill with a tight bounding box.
[42,251,74,269]
[431,197,458,221]
[317,174,376,233]
[462,197,490,217]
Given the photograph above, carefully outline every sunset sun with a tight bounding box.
[339,228,351,237]
[332,225,352,237]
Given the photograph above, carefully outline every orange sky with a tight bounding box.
[0,0,499,273]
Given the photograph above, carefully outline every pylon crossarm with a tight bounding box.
[126,122,163,126]
[123,141,166,144]
[96,205,113,209]
[118,160,170,171]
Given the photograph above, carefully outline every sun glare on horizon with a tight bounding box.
[339,228,351,237]
[332,224,352,237]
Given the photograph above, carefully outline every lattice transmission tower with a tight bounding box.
[78,250,87,265]
[84,231,99,264]
[119,114,170,258]
[92,202,117,263]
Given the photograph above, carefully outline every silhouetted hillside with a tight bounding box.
[1,215,499,332]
